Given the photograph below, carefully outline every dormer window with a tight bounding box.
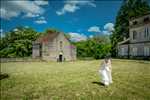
[143,17,149,22]
[133,21,137,25]
[133,31,137,40]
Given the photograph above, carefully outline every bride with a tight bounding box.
[99,57,112,86]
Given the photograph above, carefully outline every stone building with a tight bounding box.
[32,31,76,61]
[118,13,150,58]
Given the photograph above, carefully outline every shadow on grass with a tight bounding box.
[92,81,105,87]
[0,73,9,80]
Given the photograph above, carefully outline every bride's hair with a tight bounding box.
[104,55,111,63]
[104,58,109,63]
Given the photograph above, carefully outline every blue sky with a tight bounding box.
[0,0,123,41]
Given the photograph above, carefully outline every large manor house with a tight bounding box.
[118,13,150,58]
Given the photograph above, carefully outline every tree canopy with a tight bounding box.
[74,35,111,59]
[0,27,40,57]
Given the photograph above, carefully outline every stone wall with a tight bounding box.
[32,42,41,58]
[37,33,76,61]
[55,33,76,61]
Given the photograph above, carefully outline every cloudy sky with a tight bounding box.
[0,0,123,41]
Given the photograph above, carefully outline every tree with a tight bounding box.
[0,26,40,57]
[110,0,150,57]
[73,34,111,59]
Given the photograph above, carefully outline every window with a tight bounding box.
[132,47,137,56]
[143,17,149,22]
[144,47,150,56]
[133,21,137,25]
[133,31,137,40]
[33,43,40,49]
[121,48,125,56]
[147,28,149,37]
[144,27,149,38]
[60,41,63,50]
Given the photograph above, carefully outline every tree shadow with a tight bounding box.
[0,73,9,80]
[92,81,105,87]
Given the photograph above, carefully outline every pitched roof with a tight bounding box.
[34,30,75,48]
[118,38,130,45]
[35,31,73,44]
[35,31,59,43]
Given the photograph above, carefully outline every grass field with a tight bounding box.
[1,59,150,100]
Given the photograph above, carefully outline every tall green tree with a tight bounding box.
[0,27,40,57]
[110,0,150,57]
[74,35,111,59]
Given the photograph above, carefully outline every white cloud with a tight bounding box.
[0,29,5,37]
[104,23,114,32]
[39,16,45,20]
[35,16,47,24]
[89,35,93,38]
[102,30,111,35]
[65,1,96,7]
[0,0,48,19]
[25,26,29,28]
[56,4,79,15]
[13,28,19,32]
[68,32,87,42]
[35,20,47,24]
[88,26,101,33]
[0,8,19,19]
[0,29,3,33]
[56,0,96,15]
[102,23,114,35]
[24,13,40,17]
[0,29,3,35]
[34,1,48,6]
[87,23,114,35]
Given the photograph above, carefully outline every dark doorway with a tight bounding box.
[59,54,63,62]
[39,43,42,57]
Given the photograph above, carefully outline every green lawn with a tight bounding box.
[1,59,150,100]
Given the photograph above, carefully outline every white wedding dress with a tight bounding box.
[99,60,112,86]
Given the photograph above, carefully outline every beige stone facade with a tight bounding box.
[32,32,76,61]
[118,13,150,58]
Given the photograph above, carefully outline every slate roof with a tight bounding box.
[35,31,59,43]
[34,30,73,45]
